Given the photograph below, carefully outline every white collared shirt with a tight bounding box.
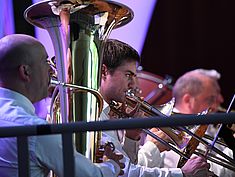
[0,87,120,177]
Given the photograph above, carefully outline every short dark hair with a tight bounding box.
[102,39,140,73]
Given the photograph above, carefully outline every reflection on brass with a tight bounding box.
[24,0,133,163]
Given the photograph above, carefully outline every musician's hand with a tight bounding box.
[146,128,171,152]
[181,156,213,177]
[103,144,125,176]
[125,108,145,140]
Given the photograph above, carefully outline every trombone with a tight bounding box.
[109,97,190,160]
[118,89,235,172]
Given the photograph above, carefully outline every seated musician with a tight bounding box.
[0,34,124,177]
[99,39,212,177]
[139,69,235,177]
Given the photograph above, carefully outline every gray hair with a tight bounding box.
[173,69,221,104]
[188,68,221,80]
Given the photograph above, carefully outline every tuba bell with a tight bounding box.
[24,0,133,162]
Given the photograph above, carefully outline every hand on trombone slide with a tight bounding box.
[181,156,216,177]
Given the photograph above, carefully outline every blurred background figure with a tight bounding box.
[160,69,235,177]
[172,69,224,114]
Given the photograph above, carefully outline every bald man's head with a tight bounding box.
[173,69,224,113]
[173,69,221,102]
[0,34,50,103]
[0,34,46,79]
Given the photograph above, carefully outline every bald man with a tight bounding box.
[0,34,123,177]
[166,69,234,176]
[172,69,224,114]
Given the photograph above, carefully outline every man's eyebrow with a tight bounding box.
[126,70,136,76]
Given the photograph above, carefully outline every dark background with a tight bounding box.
[141,0,235,108]
[14,0,235,108]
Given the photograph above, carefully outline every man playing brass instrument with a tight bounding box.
[99,39,211,177]
[140,69,235,177]
[0,34,125,177]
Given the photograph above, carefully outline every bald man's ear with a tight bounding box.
[183,93,195,110]
[183,94,191,104]
[18,65,31,82]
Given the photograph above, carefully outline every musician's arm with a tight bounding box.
[138,141,163,168]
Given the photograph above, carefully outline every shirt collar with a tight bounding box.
[173,107,180,113]
[102,100,110,118]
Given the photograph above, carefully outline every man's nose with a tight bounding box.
[131,76,139,88]
[127,79,135,89]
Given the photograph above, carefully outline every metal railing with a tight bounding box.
[0,112,235,177]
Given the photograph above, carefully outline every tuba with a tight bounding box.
[24,0,133,162]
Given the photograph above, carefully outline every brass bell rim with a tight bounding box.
[24,0,134,30]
